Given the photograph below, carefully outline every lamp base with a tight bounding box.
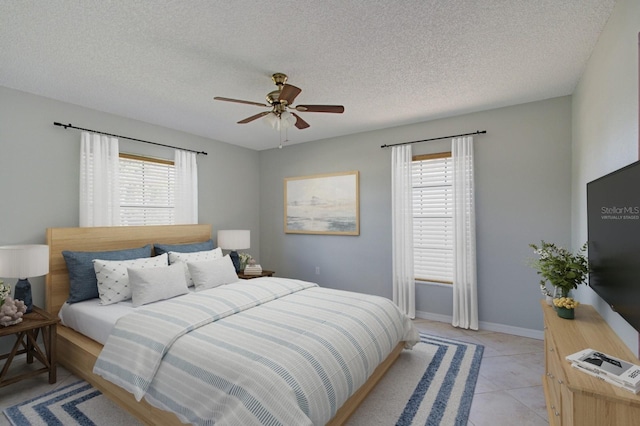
[14,278,33,313]
[229,251,241,273]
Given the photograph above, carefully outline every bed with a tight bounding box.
[45,225,418,425]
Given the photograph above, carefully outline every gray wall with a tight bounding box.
[0,88,574,340]
[0,86,261,313]
[572,0,640,355]
[259,96,572,337]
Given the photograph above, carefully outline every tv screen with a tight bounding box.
[587,160,640,333]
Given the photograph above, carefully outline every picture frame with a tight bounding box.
[284,171,359,235]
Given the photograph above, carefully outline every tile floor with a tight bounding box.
[0,319,548,425]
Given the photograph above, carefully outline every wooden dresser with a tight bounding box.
[541,301,640,425]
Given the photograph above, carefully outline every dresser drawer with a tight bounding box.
[544,323,563,424]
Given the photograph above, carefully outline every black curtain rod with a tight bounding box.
[380,130,487,148]
[53,122,208,155]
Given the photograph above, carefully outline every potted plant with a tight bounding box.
[529,241,588,319]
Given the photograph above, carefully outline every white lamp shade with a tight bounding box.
[0,244,49,279]
[280,111,296,129]
[217,230,250,250]
[263,112,279,129]
[262,111,296,131]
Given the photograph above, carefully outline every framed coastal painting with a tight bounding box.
[284,171,359,235]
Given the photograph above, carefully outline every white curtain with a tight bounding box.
[391,145,415,318]
[451,136,478,330]
[79,131,120,227]
[174,149,198,224]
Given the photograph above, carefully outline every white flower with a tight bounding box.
[0,281,10,306]
[238,252,253,264]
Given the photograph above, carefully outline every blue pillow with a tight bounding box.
[63,245,152,303]
[153,239,214,256]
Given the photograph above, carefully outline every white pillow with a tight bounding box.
[128,263,189,307]
[93,253,168,305]
[169,248,223,287]
[187,255,239,291]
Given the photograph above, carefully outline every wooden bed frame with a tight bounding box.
[45,225,404,426]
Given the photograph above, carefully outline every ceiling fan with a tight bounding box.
[214,73,344,130]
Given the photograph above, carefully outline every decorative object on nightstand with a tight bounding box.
[0,296,27,327]
[0,280,27,326]
[0,244,49,313]
[238,252,253,271]
[529,240,588,319]
[243,260,263,276]
[217,230,250,273]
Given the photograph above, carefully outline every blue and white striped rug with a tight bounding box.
[347,333,484,425]
[3,333,483,426]
[2,381,140,426]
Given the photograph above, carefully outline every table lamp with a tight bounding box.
[0,244,49,313]
[217,230,250,272]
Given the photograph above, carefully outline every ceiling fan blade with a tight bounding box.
[279,84,302,105]
[238,111,271,124]
[292,113,310,129]
[214,97,268,107]
[295,105,344,113]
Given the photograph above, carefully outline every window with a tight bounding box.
[412,152,453,283]
[119,153,175,225]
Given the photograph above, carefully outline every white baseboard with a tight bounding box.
[415,310,544,340]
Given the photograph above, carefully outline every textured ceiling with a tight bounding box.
[0,1,616,151]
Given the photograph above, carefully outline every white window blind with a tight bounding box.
[412,153,453,283]
[119,154,175,226]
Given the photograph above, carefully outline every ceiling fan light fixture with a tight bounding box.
[280,111,297,129]
[263,112,279,129]
[215,73,344,132]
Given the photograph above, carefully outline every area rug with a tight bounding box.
[3,333,483,426]
[2,381,140,426]
[347,333,484,426]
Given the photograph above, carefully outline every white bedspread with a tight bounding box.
[93,277,419,425]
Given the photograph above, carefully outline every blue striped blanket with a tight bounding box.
[93,278,419,425]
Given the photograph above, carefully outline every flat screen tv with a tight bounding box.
[587,160,640,333]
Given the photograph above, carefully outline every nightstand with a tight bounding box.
[0,305,59,387]
[237,270,275,279]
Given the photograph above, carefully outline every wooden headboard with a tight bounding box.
[45,224,212,316]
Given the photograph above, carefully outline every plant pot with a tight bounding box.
[553,286,572,311]
[556,307,575,319]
